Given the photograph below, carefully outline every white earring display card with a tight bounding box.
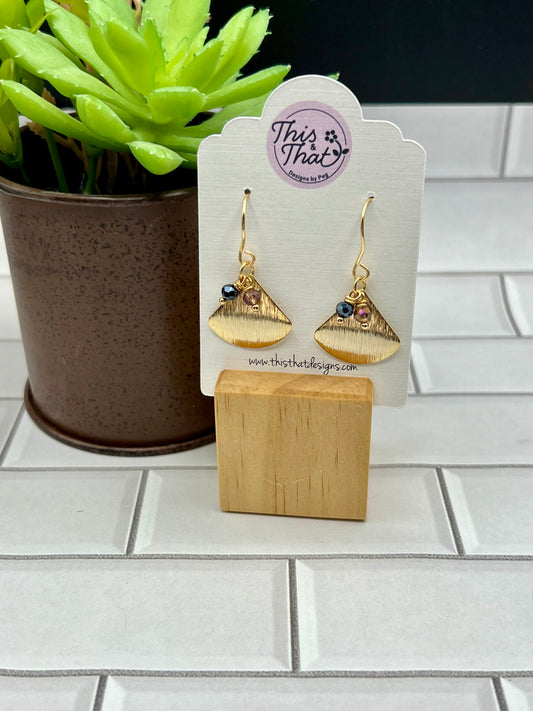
[198,75,426,406]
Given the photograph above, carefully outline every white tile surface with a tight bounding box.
[102,676,499,711]
[505,105,533,177]
[504,275,533,335]
[0,559,290,671]
[371,395,533,466]
[2,412,217,468]
[0,470,141,554]
[419,182,533,272]
[443,468,533,555]
[0,277,21,339]
[297,559,533,671]
[0,676,98,711]
[363,105,507,178]
[413,275,514,338]
[0,341,27,397]
[7,396,533,469]
[501,678,533,710]
[0,226,9,275]
[412,339,533,393]
[134,468,455,555]
[0,399,20,454]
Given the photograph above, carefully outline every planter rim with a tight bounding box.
[0,172,197,206]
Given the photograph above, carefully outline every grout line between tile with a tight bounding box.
[409,360,421,394]
[499,274,522,336]
[417,269,533,277]
[423,176,533,183]
[1,553,532,561]
[492,677,510,711]
[0,464,219,473]
[409,391,533,397]
[0,402,25,467]
[92,675,108,711]
[412,335,533,341]
[125,470,149,556]
[288,559,301,672]
[435,468,466,556]
[1,669,532,679]
[498,106,513,178]
[2,462,533,473]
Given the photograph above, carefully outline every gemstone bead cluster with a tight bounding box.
[336,295,372,327]
[220,283,262,309]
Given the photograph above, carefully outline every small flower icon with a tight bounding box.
[325,129,338,143]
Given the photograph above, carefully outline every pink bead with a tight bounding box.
[243,288,261,306]
[355,305,371,323]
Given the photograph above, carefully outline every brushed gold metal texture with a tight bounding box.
[209,278,292,348]
[314,293,400,364]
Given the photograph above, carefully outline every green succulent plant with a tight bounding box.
[0,0,289,192]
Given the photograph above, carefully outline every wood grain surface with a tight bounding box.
[215,370,373,520]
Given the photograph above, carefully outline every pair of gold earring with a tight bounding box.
[208,190,400,365]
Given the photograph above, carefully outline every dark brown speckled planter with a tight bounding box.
[0,177,215,455]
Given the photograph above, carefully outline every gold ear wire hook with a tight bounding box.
[352,195,374,290]
[238,189,255,278]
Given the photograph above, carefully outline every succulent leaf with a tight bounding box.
[146,85,206,125]
[0,0,29,30]
[139,18,168,86]
[76,94,136,144]
[39,33,85,68]
[47,0,88,25]
[0,59,22,167]
[204,8,270,93]
[88,0,137,32]
[102,19,156,95]
[1,79,123,149]
[204,64,289,110]
[128,139,183,174]
[213,6,253,76]
[176,39,223,90]
[165,0,210,59]
[45,0,143,105]
[0,28,150,119]
[182,90,271,138]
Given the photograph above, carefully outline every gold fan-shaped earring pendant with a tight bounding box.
[314,290,400,364]
[314,195,400,364]
[208,189,292,348]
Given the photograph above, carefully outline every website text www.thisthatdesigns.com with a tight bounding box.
[248,354,358,376]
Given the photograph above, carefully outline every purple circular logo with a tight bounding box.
[267,101,351,188]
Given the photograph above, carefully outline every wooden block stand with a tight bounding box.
[215,370,373,520]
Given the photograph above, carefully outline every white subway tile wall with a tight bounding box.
[296,559,533,671]
[363,104,508,178]
[501,678,533,711]
[0,559,291,671]
[504,105,533,177]
[0,104,531,708]
[504,274,533,335]
[443,468,533,555]
[134,468,455,555]
[0,470,142,554]
[413,275,515,338]
[101,677,500,711]
[411,339,533,393]
[0,341,27,397]
[0,677,98,711]
[0,277,21,340]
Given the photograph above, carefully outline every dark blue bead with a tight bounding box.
[221,284,239,300]
[336,301,354,318]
